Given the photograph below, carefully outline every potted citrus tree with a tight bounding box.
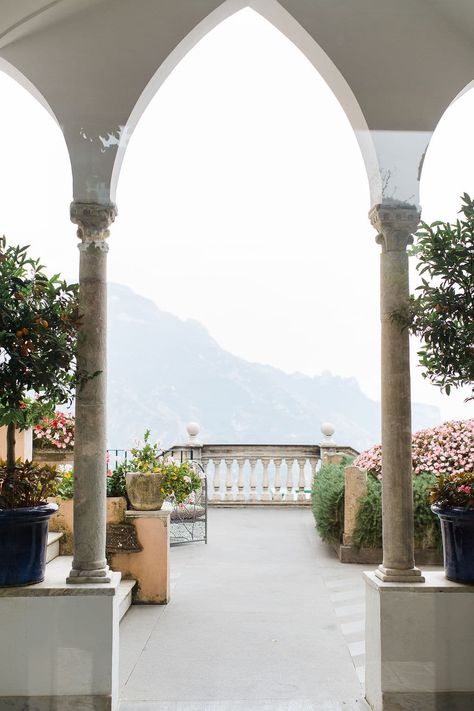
[0,238,80,585]
[125,430,202,510]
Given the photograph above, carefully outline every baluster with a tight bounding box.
[297,458,306,502]
[200,457,209,499]
[309,457,319,492]
[286,459,294,501]
[236,458,245,501]
[249,458,258,501]
[213,459,222,501]
[225,458,234,501]
[273,458,282,501]
[261,459,271,501]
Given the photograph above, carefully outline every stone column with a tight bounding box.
[67,201,117,584]
[369,203,424,583]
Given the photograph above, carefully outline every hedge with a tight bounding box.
[312,461,442,551]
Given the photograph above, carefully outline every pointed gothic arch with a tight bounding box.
[110,0,381,205]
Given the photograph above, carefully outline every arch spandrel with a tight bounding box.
[1,0,474,205]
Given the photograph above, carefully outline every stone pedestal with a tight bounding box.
[109,509,170,604]
[0,562,121,710]
[365,571,474,711]
[343,465,368,546]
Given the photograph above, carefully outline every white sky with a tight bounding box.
[0,8,472,424]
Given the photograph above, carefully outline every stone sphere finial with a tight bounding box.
[186,422,200,444]
[321,422,336,444]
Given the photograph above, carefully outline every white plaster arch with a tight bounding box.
[418,77,474,217]
[110,0,381,205]
[0,56,73,186]
[0,56,58,124]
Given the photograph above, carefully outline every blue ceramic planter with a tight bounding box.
[0,502,58,586]
[431,505,474,583]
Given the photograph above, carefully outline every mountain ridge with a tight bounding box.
[107,283,440,452]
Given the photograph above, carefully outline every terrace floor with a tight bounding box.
[119,508,369,711]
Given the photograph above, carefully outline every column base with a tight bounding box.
[67,564,111,584]
[375,564,425,583]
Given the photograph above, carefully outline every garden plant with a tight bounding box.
[0,238,80,506]
[396,193,474,400]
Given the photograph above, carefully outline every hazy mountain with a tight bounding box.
[107,283,440,452]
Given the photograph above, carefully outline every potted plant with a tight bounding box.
[0,461,60,585]
[430,473,474,583]
[125,430,202,510]
[0,238,80,585]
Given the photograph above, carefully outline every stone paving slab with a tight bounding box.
[119,508,370,709]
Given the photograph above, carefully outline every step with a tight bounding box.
[117,579,137,621]
[46,532,63,563]
[44,554,136,620]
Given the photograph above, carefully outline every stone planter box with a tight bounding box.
[339,464,443,565]
[33,449,74,465]
[48,496,127,555]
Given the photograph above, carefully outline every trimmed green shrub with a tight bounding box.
[352,472,441,551]
[413,473,442,550]
[311,458,351,544]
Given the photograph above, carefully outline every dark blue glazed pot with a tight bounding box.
[431,505,474,583]
[0,502,58,586]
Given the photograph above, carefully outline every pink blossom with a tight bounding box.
[354,419,474,479]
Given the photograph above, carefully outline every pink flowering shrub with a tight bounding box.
[33,411,75,450]
[354,419,474,478]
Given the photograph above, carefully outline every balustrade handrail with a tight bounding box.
[170,440,359,506]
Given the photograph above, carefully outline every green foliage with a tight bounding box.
[351,472,441,551]
[56,468,74,500]
[429,472,474,510]
[158,459,202,505]
[106,462,127,498]
[0,238,80,465]
[128,430,163,473]
[352,475,383,549]
[399,194,474,399]
[0,460,61,508]
[311,461,346,544]
[413,473,442,550]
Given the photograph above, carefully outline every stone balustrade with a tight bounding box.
[170,423,359,506]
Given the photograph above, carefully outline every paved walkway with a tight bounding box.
[119,508,369,711]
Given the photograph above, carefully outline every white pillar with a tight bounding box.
[370,203,424,583]
[67,201,117,584]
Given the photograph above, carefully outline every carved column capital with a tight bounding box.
[369,203,420,252]
[70,201,118,248]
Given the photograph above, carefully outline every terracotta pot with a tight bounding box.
[126,472,164,511]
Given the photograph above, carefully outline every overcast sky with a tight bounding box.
[0,8,472,425]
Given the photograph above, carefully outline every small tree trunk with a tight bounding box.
[6,422,16,471]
